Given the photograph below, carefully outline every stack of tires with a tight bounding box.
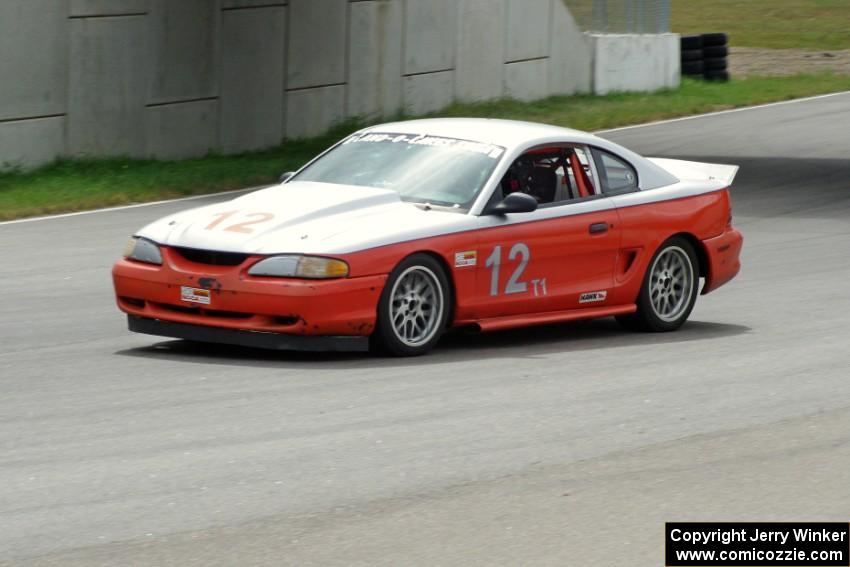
[681,33,729,82]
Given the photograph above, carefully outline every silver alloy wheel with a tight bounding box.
[648,245,694,322]
[389,266,444,347]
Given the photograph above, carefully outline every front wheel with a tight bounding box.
[372,254,451,356]
[617,237,699,332]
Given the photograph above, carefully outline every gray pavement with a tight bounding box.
[1,92,849,565]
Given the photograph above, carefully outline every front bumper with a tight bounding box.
[113,249,386,339]
[127,315,369,352]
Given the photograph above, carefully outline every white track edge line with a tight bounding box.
[3,90,849,226]
[596,90,850,134]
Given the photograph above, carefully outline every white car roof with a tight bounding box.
[361,118,679,190]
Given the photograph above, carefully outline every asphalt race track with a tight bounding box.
[2,93,849,566]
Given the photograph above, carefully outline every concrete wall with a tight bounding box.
[0,0,678,170]
[591,33,680,95]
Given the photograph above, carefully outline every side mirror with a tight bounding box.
[279,171,295,184]
[490,192,538,215]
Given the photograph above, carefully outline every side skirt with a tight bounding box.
[460,304,637,333]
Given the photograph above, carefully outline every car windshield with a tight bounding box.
[292,132,505,208]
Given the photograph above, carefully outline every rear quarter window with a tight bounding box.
[591,149,639,195]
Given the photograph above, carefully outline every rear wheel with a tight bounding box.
[372,254,450,356]
[617,237,699,332]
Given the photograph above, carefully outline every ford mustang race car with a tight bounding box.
[113,118,742,356]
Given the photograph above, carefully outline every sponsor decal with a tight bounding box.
[454,250,477,268]
[579,290,608,304]
[205,210,275,234]
[181,286,211,305]
[343,132,505,160]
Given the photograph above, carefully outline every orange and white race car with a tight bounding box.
[113,118,743,356]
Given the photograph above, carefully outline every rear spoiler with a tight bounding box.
[646,158,739,187]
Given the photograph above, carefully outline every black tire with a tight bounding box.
[701,32,728,47]
[681,48,703,62]
[682,60,705,75]
[704,57,728,71]
[703,70,730,82]
[372,254,451,356]
[616,237,700,332]
[703,45,728,58]
[681,35,703,50]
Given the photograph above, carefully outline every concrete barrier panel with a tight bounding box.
[146,100,218,159]
[591,33,680,95]
[0,0,68,120]
[286,85,345,139]
[549,1,592,95]
[504,0,550,62]
[404,0,456,75]
[220,6,286,153]
[504,58,549,102]
[403,71,454,115]
[288,0,347,90]
[347,0,403,119]
[657,34,682,90]
[70,0,148,16]
[148,0,218,104]
[0,116,65,169]
[456,0,505,102]
[222,0,285,7]
[68,16,149,157]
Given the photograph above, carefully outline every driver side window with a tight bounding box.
[496,146,598,207]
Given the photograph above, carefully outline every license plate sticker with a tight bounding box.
[181,286,211,305]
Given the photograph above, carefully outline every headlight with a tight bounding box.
[248,255,349,279]
[123,237,162,265]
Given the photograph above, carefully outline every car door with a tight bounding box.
[469,146,622,319]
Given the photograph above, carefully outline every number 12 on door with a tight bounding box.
[485,243,547,297]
